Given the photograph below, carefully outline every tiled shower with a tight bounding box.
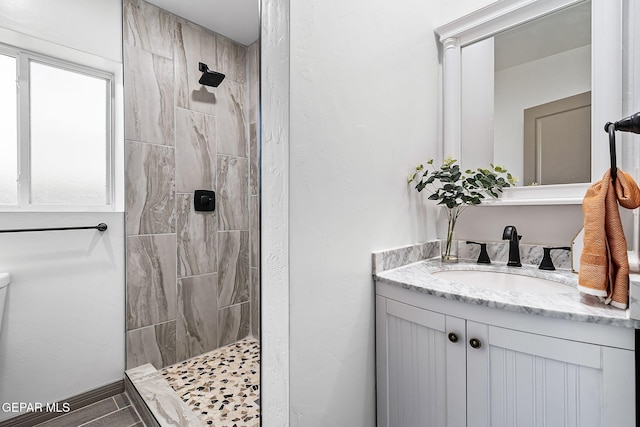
[123,0,259,371]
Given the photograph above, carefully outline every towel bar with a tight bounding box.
[0,223,108,234]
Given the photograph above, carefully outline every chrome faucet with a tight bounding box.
[502,225,522,267]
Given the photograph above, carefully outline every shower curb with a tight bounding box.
[125,364,204,426]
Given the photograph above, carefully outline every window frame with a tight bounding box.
[0,42,115,212]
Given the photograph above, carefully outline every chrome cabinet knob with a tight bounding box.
[448,332,459,343]
[469,338,482,349]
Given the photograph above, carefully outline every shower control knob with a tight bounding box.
[448,332,459,343]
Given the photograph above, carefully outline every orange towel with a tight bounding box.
[578,169,640,309]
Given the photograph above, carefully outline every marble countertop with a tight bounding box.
[375,259,640,328]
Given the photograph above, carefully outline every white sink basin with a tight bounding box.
[432,270,573,294]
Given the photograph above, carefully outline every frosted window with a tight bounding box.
[30,61,108,205]
[0,54,17,204]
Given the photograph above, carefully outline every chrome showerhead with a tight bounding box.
[198,62,225,87]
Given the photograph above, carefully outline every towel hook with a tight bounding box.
[605,122,617,184]
[604,111,640,185]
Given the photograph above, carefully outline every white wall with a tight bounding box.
[494,45,591,179]
[260,1,611,426]
[0,0,122,63]
[0,1,124,421]
[287,0,440,425]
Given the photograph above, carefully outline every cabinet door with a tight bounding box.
[466,321,635,427]
[376,296,466,427]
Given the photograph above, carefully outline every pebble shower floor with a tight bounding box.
[161,338,260,426]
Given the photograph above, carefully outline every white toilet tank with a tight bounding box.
[0,273,10,333]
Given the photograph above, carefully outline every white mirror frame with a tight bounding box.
[435,0,623,205]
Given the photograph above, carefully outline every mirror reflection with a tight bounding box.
[460,1,591,186]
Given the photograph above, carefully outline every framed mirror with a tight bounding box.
[435,0,623,205]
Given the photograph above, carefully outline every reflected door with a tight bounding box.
[524,92,591,185]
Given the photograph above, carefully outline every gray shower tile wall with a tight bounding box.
[175,108,216,192]
[124,0,258,370]
[218,303,251,347]
[176,193,217,277]
[125,141,176,235]
[248,40,260,339]
[127,321,177,369]
[218,156,249,230]
[123,0,174,59]
[218,231,250,307]
[216,82,248,157]
[177,274,219,361]
[123,44,174,146]
[126,234,177,330]
[174,19,217,115]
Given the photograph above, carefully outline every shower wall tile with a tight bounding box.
[123,0,174,59]
[251,267,260,338]
[249,122,259,196]
[177,274,218,361]
[177,193,217,278]
[125,141,176,235]
[250,195,259,269]
[175,108,216,193]
[127,234,177,330]
[124,44,174,146]
[218,302,250,347]
[126,321,177,370]
[218,231,249,308]
[216,80,247,157]
[174,20,218,115]
[215,34,247,85]
[217,156,248,231]
[248,41,259,124]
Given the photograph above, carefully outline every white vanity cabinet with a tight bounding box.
[376,284,636,427]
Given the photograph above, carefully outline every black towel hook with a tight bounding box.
[605,121,617,184]
[604,111,640,185]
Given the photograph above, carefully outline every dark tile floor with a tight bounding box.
[35,393,143,427]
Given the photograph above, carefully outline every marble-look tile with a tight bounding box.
[216,80,247,157]
[249,122,259,196]
[217,155,249,230]
[174,20,217,115]
[251,267,260,338]
[125,141,176,235]
[371,241,440,274]
[125,364,204,426]
[124,44,174,146]
[248,41,259,124]
[127,234,177,329]
[123,0,174,58]
[459,242,572,270]
[218,302,251,347]
[177,274,218,361]
[127,321,177,369]
[218,231,250,307]
[176,193,217,278]
[175,108,216,193]
[214,34,247,85]
[250,195,260,269]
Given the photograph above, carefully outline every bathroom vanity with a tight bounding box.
[373,243,638,427]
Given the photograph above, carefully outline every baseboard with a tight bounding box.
[0,380,124,427]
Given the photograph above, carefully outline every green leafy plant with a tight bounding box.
[408,157,517,260]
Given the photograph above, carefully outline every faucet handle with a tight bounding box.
[466,241,491,264]
[539,246,571,270]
